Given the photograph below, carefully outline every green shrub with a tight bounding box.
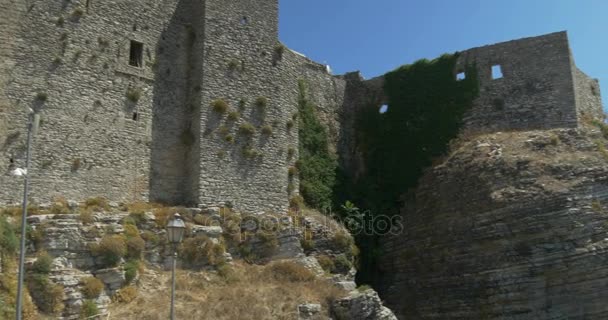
[261,125,273,135]
[287,147,296,159]
[265,261,315,282]
[238,122,256,135]
[255,97,268,109]
[274,44,285,58]
[224,134,235,143]
[331,232,353,252]
[211,99,229,113]
[357,284,372,292]
[140,230,159,245]
[112,286,137,303]
[227,59,239,71]
[256,231,279,258]
[79,210,95,225]
[80,300,99,318]
[83,197,110,212]
[334,254,352,272]
[123,224,140,238]
[238,98,247,110]
[316,255,334,273]
[94,235,127,267]
[286,119,294,129]
[0,216,17,255]
[126,87,142,102]
[288,166,297,178]
[27,274,65,315]
[36,92,48,102]
[81,277,104,299]
[242,146,261,159]
[228,110,240,121]
[32,251,53,274]
[71,7,84,18]
[289,195,304,210]
[124,260,140,284]
[179,235,226,267]
[297,80,338,210]
[300,238,315,252]
[126,236,145,259]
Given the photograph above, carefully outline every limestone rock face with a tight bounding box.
[378,128,608,319]
[332,289,398,320]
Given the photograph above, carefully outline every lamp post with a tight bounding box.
[166,213,185,320]
[16,110,39,320]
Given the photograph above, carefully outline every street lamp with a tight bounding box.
[166,213,185,320]
[16,109,40,320]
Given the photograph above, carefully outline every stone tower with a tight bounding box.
[0,0,343,212]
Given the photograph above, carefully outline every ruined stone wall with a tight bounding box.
[0,0,186,204]
[195,0,344,213]
[456,31,579,133]
[0,0,27,186]
[573,67,604,120]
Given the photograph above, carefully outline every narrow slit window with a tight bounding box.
[129,41,143,67]
[492,65,503,79]
[456,71,466,81]
[132,112,139,121]
[379,104,389,114]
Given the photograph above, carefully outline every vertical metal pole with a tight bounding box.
[16,115,33,320]
[170,248,177,320]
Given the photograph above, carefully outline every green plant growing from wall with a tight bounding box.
[126,87,142,103]
[255,97,268,110]
[261,125,273,135]
[227,110,240,121]
[238,98,247,110]
[36,92,48,102]
[211,99,228,113]
[297,80,338,210]
[239,122,256,135]
[347,53,479,285]
[71,8,84,19]
[227,59,240,71]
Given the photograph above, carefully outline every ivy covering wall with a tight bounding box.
[350,53,480,283]
[297,80,338,210]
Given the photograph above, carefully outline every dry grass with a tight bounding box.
[109,261,346,319]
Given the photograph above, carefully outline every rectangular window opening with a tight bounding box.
[132,112,139,121]
[456,71,466,81]
[129,41,143,68]
[492,65,503,79]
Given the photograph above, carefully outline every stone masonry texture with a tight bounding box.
[0,1,603,217]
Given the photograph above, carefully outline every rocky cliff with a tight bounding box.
[0,202,396,319]
[378,123,608,319]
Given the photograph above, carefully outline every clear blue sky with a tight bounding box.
[279,0,607,108]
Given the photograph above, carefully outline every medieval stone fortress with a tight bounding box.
[1,0,606,319]
[0,0,602,212]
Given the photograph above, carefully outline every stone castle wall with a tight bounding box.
[0,0,186,204]
[573,67,604,121]
[0,0,343,213]
[456,31,581,133]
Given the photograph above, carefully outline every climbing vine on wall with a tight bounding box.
[297,80,338,210]
[354,53,479,214]
[350,53,479,284]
